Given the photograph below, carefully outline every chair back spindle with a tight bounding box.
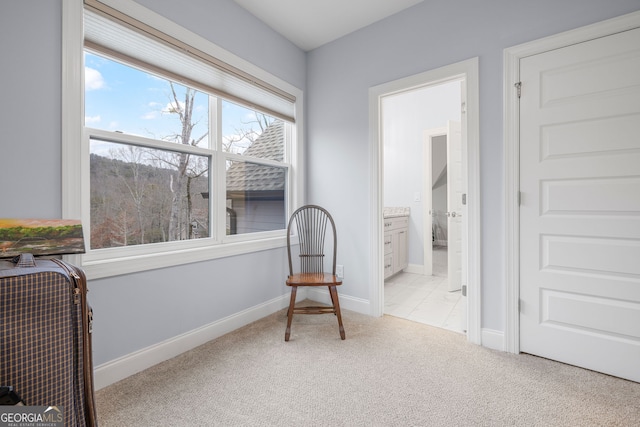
[287,205,337,276]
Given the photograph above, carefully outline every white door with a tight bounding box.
[519,27,640,382]
[424,127,447,277]
[423,127,446,277]
[447,120,462,292]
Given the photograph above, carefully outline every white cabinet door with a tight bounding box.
[395,228,408,272]
[383,216,409,278]
[519,27,640,382]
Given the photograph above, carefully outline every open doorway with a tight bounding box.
[369,58,481,344]
[381,80,464,333]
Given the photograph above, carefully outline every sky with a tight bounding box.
[84,52,267,153]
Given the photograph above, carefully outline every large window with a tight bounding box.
[85,52,212,249]
[63,0,302,278]
[85,52,289,250]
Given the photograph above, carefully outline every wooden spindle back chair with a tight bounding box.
[285,205,345,341]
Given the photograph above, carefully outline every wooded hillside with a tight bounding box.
[90,153,209,249]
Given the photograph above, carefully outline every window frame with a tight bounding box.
[62,0,304,279]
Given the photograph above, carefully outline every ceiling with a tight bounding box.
[232,0,424,51]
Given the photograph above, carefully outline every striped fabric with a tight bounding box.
[0,264,88,427]
[12,253,37,268]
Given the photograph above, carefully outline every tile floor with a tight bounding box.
[384,246,465,334]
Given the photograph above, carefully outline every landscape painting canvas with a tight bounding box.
[0,219,85,258]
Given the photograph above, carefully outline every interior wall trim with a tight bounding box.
[481,328,505,352]
[93,293,296,390]
[306,288,371,315]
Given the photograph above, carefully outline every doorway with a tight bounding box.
[382,82,463,332]
[369,58,481,344]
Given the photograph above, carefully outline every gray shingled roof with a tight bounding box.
[226,121,285,193]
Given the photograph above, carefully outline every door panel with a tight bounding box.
[519,27,640,382]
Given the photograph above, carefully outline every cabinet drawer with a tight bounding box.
[384,254,394,278]
[384,233,393,255]
[383,216,409,231]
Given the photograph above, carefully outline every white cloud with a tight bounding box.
[163,101,185,114]
[85,67,105,91]
[85,115,101,124]
[142,111,158,120]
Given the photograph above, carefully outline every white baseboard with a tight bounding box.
[434,240,447,247]
[481,328,505,351]
[405,264,424,275]
[93,294,293,390]
[305,287,370,315]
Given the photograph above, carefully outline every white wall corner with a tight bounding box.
[306,288,371,315]
[404,264,424,275]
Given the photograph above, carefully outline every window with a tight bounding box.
[86,52,212,249]
[62,0,303,278]
[222,101,288,235]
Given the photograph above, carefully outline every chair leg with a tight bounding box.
[285,286,297,341]
[328,285,337,315]
[329,285,345,340]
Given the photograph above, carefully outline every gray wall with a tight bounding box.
[306,0,640,331]
[0,0,305,367]
[1,1,62,217]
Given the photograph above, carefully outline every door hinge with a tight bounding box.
[462,285,467,297]
[515,82,522,98]
[518,191,522,206]
[462,193,467,205]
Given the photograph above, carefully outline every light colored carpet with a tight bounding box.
[96,306,640,426]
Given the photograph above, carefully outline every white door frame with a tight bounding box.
[369,57,481,344]
[503,10,640,354]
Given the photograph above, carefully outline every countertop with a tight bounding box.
[383,207,410,218]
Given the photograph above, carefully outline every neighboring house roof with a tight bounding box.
[226,121,285,194]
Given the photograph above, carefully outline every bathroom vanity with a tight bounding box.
[383,207,409,279]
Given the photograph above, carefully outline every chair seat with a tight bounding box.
[286,273,342,286]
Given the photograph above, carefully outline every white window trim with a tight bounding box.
[62,0,304,279]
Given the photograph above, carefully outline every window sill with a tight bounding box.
[67,235,289,280]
